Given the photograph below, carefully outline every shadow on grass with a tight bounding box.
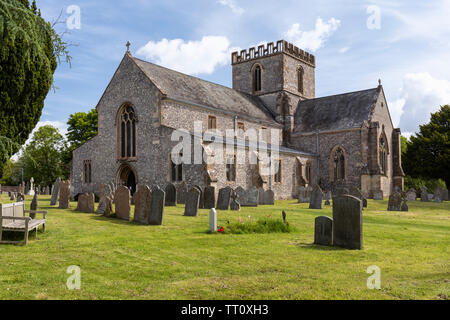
[292,242,348,251]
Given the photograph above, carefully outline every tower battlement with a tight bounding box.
[231,40,315,67]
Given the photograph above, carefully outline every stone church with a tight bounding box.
[71,40,404,200]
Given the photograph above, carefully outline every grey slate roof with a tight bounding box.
[293,87,380,133]
[132,56,279,125]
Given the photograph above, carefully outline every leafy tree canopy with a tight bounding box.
[66,108,98,149]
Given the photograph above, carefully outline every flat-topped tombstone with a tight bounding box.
[216,187,232,210]
[149,186,165,225]
[203,186,216,209]
[263,190,274,205]
[372,190,383,200]
[134,185,152,224]
[420,187,429,202]
[50,178,61,205]
[406,189,417,201]
[387,192,402,211]
[115,186,131,221]
[309,185,323,209]
[165,183,177,206]
[258,187,265,205]
[185,187,200,216]
[76,193,95,213]
[314,216,333,246]
[234,187,246,206]
[209,208,217,232]
[332,195,363,250]
[246,187,259,207]
[59,180,71,209]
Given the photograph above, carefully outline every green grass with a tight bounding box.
[0,194,448,300]
[223,217,294,234]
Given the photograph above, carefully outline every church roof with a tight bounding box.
[293,87,380,133]
[131,56,280,126]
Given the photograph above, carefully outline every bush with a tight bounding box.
[220,218,294,234]
[404,175,447,191]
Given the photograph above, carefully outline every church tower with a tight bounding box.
[231,40,316,145]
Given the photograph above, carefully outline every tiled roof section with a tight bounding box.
[293,87,380,133]
[132,57,279,124]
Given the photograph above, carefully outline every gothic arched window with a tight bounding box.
[333,147,345,181]
[305,161,312,183]
[253,65,262,92]
[118,105,136,159]
[298,66,304,94]
[379,136,387,175]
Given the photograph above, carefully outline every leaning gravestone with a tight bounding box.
[209,208,217,232]
[246,187,259,207]
[387,192,402,211]
[134,185,152,224]
[406,189,417,201]
[263,190,274,205]
[372,190,383,200]
[203,186,216,209]
[76,193,95,213]
[314,216,333,246]
[216,187,232,210]
[332,195,363,250]
[115,186,131,221]
[184,187,200,216]
[149,186,165,225]
[420,187,429,202]
[309,185,323,209]
[59,180,71,209]
[50,178,61,205]
[165,183,177,206]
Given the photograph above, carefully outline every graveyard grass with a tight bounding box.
[0,194,448,300]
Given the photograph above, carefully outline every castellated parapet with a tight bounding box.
[231,40,315,66]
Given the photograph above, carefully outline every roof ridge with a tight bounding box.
[299,87,378,103]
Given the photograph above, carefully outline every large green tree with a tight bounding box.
[403,105,450,188]
[19,125,66,187]
[0,0,70,175]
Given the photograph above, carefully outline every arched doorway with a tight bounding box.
[117,164,137,195]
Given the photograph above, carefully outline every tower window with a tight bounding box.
[253,65,262,92]
[298,66,304,94]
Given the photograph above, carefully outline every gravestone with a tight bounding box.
[258,187,265,205]
[176,185,186,204]
[309,185,323,209]
[387,192,402,211]
[194,185,204,209]
[203,186,216,209]
[372,190,383,200]
[134,185,152,224]
[332,195,363,250]
[165,183,177,206]
[246,187,259,207]
[16,193,24,202]
[184,187,200,216]
[76,193,95,213]
[97,196,112,215]
[314,216,333,246]
[50,178,61,205]
[216,187,232,210]
[406,189,416,201]
[30,193,38,212]
[263,190,274,205]
[401,199,408,211]
[434,187,444,203]
[149,186,165,225]
[420,187,429,202]
[298,186,307,203]
[114,186,131,221]
[234,187,246,206]
[349,187,367,208]
[230,190,241,211]
[442,189,449,201]
[209,208,217,233]
[10,193,16,201]
[59,180,71,209]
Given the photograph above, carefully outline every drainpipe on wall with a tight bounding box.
[316,131,320,185]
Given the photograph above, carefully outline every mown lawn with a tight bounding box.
[0,194,448,300]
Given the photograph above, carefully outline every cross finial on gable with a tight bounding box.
[126,41,131,53]
[378,79,382,86]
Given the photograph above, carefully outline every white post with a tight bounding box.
[209,208,217,233]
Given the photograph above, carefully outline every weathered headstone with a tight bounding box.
[97,196,112,215]
[332,195,362,250]
[314,216,333,246]
[443,189,449,201]
[434,187,444,203]
[401,199,408,211]
[176,185,186,204]
[59,180,71,209]
[309,185,323,209]
[203,186,216,209]
[258,187,265,205]
[114,186,131,221]
[216,187,232,210]
[420,187,429,202]
[372,190,383,200]
[16,193,24,202]
[387,192,402,211]
[149,186,165,225]
[76,193,95,213]
[134,185,152,224]
[184,187,200,216]
[30,193,38,211]
[263,190,274,205]
[234,187,246,206]
[406,189,416,201]
[246,187,259,207]
[165,183,177,206]
[50,178,61,205]
[209,208,217,233]
[230,190,241,211]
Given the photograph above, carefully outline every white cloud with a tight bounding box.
[283,17,341,52]
[389,73,450,134]
[217,0,244,15]
[339,47,350,53]
[136,36,231,75]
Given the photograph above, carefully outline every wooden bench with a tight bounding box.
[0,202,47,245]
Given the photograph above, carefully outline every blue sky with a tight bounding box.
[35,0,450,138]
